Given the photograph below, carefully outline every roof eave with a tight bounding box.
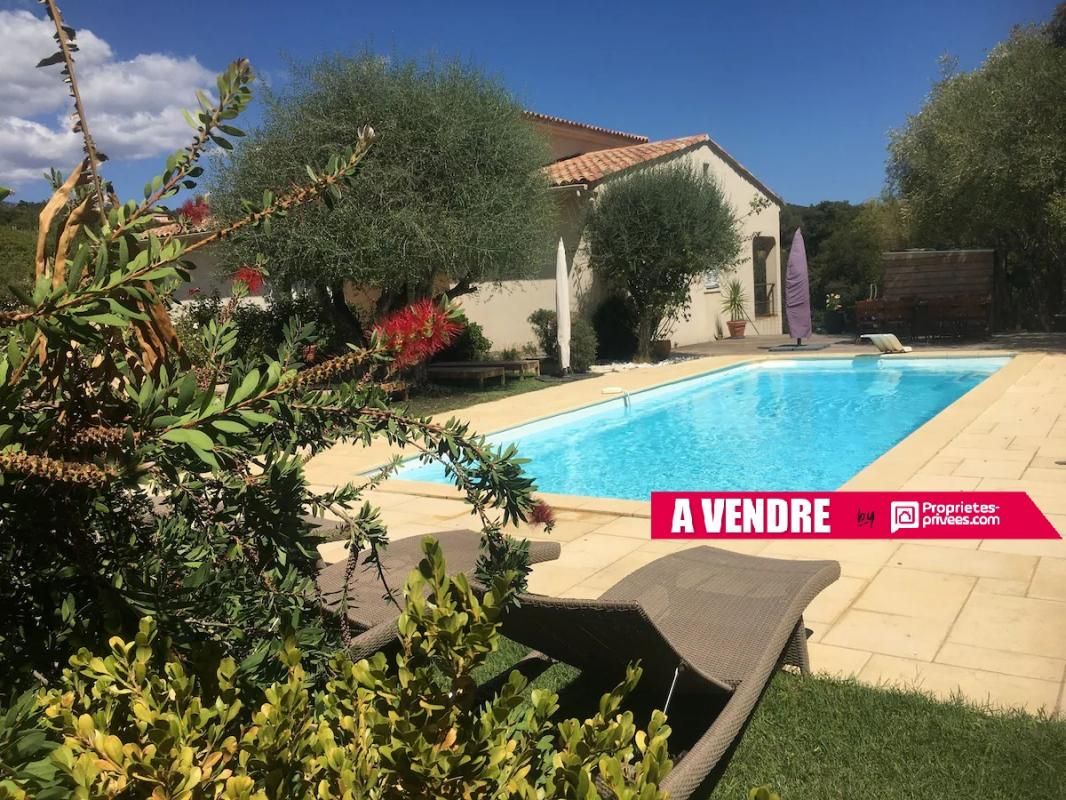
[524,110,649,144]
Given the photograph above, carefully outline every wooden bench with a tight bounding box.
[430,359,540,378]
[426,364,507,388]
[380,380,410,400]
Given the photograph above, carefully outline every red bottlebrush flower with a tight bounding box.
[231,265,264,294]
[530,499,556,529]
[301,344,318,364]
[187,286,202,296]
[177,196,211,226]
[372,299,463,369]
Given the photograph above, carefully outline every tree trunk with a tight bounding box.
[1041,253,1064,329]
[444,278,476,300]
[636,317,653,362]
[324,281,365,345]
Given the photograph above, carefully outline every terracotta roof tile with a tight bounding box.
[544,135,709,186]
[523,111,648,143]
[545,133,784,206]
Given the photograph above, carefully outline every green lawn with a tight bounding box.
[402,377,556,417]
[474,638,1066,800]
[711,672,1065,800]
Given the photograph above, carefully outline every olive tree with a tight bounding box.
[585,164,741,359]
[887,12,1066,328]
[212,54,556,337]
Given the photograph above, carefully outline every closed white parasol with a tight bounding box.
[555,237,571,373]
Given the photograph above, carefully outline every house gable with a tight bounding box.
[524,111,648,162]
[542,131,783,208]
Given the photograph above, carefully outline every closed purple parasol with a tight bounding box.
[785,228,812,343]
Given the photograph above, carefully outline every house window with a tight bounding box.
[752,236,777,316]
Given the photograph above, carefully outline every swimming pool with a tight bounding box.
[396,357,1009,499]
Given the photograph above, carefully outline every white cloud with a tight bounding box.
[0,9,216,187]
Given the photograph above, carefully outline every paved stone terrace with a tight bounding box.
[309,348,1066,716]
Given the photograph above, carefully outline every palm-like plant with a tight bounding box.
[722,278,748,321]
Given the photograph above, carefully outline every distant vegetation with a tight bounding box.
[888,7,1066,329]
[779,199,907,312]
[0,199,44,230]
[784,4,1066,330]
[0,200,42,304]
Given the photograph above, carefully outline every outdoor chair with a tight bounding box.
[500,546,840,800]
[315,527,561,658]
[860,332,913,353]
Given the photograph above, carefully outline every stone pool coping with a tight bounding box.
[344,349,1032,518]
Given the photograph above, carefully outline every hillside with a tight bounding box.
[0,200,42,302]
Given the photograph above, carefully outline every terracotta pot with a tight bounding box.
[650,339,672,361]
[726,319,747,339]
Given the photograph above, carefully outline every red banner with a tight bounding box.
[650,492,1060,540]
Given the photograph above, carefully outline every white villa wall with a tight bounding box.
[172,240,269,309]
[670,145,782,345]
[460,142,782,351]
[459,189,592,350]
[173,246,229,301]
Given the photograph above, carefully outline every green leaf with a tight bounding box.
[237,410,275,425]
[191,446,220,470]
[160,428,215,451]
[176,373,197,410]
[231,369,260,404]
[210,419,249,434]
[83,313,129,327]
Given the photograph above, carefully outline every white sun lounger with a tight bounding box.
[860,333,912,354]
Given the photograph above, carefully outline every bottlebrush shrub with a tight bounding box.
[177,195,211,228]
[372,298,463,368]
[0,2,542,701]
[2,541,671,800]
[231,264,265,294]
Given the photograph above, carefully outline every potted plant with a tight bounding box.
[824,292,845,334]
[722,278,748,338]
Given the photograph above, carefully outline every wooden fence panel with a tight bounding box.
[856,250,996,339]
[880,250,994,300]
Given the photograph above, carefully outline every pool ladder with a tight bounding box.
[602,387,632,409]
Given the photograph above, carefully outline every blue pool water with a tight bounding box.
[397,357,1009,499]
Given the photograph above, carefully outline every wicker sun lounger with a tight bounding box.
[500,545,840,800]
[316,529,561,659]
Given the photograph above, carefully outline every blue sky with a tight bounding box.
[1,0,1058,205]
